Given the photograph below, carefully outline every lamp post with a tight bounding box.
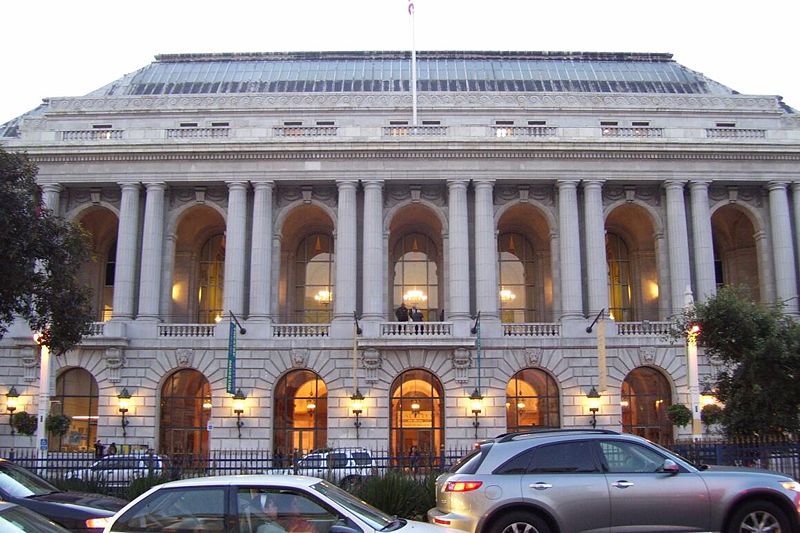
[586,386,601,428]
[117,388,131,437]
[232,389,246,439]
[469,388,483,440]
[351,389,364,440]
[6,387,19,436]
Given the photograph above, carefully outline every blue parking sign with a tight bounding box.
[39,438,47,451]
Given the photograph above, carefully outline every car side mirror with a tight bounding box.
[661,459,680,475]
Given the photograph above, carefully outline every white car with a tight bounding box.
[66,453,166,489]
[99,474,464,533]
[279,448,377,487]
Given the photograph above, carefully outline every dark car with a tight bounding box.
[0,501,72,533]
[0,458,127,533]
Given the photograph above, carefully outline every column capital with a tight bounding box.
[663,179,687,190]
[117,181,141,191]
[143,181,168,191]
[556,179,580,190]
[252,180,275,192]
[582,179,605,189]
[226,181,249,191]
[689,179,712,190]
[362,179,384,190]
[336,179,358,191]
[473,178,496,188]
[40,183,63,194]
[767,180,789,191]
[447,179,469,190]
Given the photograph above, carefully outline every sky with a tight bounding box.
[2,0,799,124]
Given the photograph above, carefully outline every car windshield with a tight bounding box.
[312,480,394,530]
[0,463,59,498]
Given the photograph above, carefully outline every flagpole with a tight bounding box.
[408,0,417,126]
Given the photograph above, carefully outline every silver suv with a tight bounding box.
[427,429,800,533]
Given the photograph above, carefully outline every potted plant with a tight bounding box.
[11,412,37,436]
[46,413,71,447]
[701,403,723,427]
[666,403,692,428]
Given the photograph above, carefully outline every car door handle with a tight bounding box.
[529,482,552,490]
[612,481,634,489]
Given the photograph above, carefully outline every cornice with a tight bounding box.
[46,92,783,114]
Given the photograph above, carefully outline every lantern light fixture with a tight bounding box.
[117,388,131,437]
[232,388,246,438]
[586,386,601,428]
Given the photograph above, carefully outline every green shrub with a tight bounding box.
[11,412,37,436]
[52,476,106,495]
[128,474,170,500]
[347,470,437,521]
[45,414,71,436]
[666,404,692,428]
[701,403,723,426]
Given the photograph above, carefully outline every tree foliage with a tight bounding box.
[672,286,800,437]
[0,148,93,355]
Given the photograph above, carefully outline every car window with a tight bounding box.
[0,504,71,533]
[495,449,534,474]
[328,453,348,469]
[0,463,58,498]
[528,441,600,473]
[350,452,372,466]
[450,445,489,474]
[599,440,667,473]
[238,488,338,533]
[300,455,325,469]
[111,486,226,532]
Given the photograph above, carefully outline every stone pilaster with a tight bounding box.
[474,179,499,322]
[137,182,166,320]
[447,180,471,328]
[768,181,798,314]
[362,180,384,333]
[333,181,358,333]
[689,180,716,302]
[664,180,692,314]
[557,180,583,319]
[583,180,608,316]
[249,181,274,323]
[223,181,249,318]
[112,183,141,320]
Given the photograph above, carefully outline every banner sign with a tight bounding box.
[226,321,236,394]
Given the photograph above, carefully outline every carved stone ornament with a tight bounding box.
[22,348,38,383]
[361,348,383,385]
[176,348,194,368]
[104,348,126,383]
[451,348,473,384]
[525,347,543,366]
[292,349,308,368]
[638,346,656,365]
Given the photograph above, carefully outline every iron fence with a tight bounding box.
[670,437,800,480]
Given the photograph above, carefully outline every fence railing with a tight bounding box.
[380,321,452,336]
[671,438,799,480]
[502,322,561,337]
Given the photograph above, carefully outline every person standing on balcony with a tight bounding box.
[395,303,409,322]
[410,305,423,322]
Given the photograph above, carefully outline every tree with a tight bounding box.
[0,148,94,355]
[672,286,800,437]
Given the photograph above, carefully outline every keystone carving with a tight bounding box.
[176,348,193,368]
[451,347,473,384]
[361,349,382,385]
[104,348,126,383]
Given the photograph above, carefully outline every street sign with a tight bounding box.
[39,438,48,451]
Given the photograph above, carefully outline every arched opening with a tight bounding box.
[159,369,211,456]
[497,204,553,322]
[392,233,439,320]
[52,368,99,451]
[505,368,560,430]
[606,204,659,321]
[712,204,760,302]
[75,206,118,321]
[273,370,328,457]
[389,369,444,465]
[198,233,225,324]
[621,367,673,445]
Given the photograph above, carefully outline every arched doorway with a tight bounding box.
[506,368,560,430]
[52,368,99,451]
[159,369,211,456]
[273,370,328,458]
[390,369,444,465]
[621,367,673,444]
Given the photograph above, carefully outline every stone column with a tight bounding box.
[223,181,249,318]
[112,183,141,320]
[664,180,692,315]
[474,179,499,324]
[768,181,799,314]
[137,182,166,320]
[583,180,608,316]
[447,180,471,333]
[557,180,583,320]
[249,181,274,324]
[333,180,358,333]
[689,180,716,302]
[362,180,384,333]
[41,184,62,214]
[159,234,176,321]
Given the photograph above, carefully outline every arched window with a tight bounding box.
[198,234,225,323]
[274,370,328,456]
[607,232,633,321]
[506,368,560,430]
[160,369,211,456]
[294,234,334,323]
[498,233,536,323]
[390,369,444,463]
[102,241,116,321]
[621,367,673,445]
[52,369,99,451]
[392,233,439,320]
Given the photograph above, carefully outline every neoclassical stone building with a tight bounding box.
[1,51,798,457]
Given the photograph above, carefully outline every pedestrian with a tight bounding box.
[107,442,117,455]
[410,305,423,322]
[94,439,105,458]
[395,302,409,322]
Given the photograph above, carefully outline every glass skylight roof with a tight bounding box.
[102,51,734,97]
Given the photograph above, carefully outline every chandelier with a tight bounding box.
[314,290,333,305]
[403,289,427,305]
[499,287,516,303]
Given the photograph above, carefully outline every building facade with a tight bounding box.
[1,51,799,457]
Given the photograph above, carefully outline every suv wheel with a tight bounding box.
[727,500,790,533]
[491,511,551,533]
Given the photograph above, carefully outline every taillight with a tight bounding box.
[433,518,452,525]
[86,516,113,529]
[445,480,483,492]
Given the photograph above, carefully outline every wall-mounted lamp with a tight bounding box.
[586,386,601,428]
[6,387,19,436]
[202,397,213,411]
[469,388,483,440]
[232,388,246,438]
[410,401,420,417]
[351,389,364,439]
[118,388,131,437]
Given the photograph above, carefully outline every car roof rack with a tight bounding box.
[495,428,620,443]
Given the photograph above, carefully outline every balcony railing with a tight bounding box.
[502,323,561,337]
[86,322,105,336]
[383,125,448,137]
[705,128,766,139]
[61,130,123,141]
[272,324,330,338]
[381,321,452,336]
[601,127,664,138]
[616,321,672,336]
[492,126,557,138]
[273,126,338,137]
[166,127,230,139]
[158,324,216,338]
